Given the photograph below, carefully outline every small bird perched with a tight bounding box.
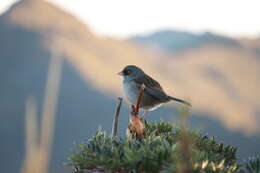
[118,65,191,116]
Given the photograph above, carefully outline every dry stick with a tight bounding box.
[25,97,38,162]
[20,50,62,173]
[129,84,146,138]
[39,50,63,173]
[112,97,123,137]
[178,107,191,173]
[133,84,145,116]
[20,97,38,173]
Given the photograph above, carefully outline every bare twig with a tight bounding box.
[40,50,62,153]
[128,84,146,139]
[20,97,38,173]
[39,50,62,173]
[20,50,63,173]
[132,84,145,116]
[178,106,192,173]
[112,97,123,137]
[25,97,38,160]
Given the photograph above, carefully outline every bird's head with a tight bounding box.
[118,65,145,81]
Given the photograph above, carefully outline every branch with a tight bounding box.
[111,97,123,137]
[132,84,145,116]
[128,84,145,139]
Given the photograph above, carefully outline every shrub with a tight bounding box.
[68,121,240,173]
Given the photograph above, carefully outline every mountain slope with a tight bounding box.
[130,30,241,52]
[0,0,259,173]
[3,1,260,135]
[4,0,260,136]
[130,31,260,135]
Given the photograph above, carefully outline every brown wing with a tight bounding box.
[133,74,169,101]
[133,74,163,91]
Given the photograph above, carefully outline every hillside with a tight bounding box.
[3,0,260,135]
[129,30,260,135]
[0,0,260,173]
[130,30,241,52]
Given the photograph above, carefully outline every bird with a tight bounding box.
[118,65,191,117]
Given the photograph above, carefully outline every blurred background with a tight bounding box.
[0,0,260,172]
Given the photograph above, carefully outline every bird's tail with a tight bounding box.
[168,96,191,107]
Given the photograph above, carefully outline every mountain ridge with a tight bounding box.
[130,29,242,53]
[0,0,259,172]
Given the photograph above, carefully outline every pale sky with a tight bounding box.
[1,0,260,38]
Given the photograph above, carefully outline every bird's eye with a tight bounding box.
[123,69,131,75]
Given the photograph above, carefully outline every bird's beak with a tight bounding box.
[117,71,124,76]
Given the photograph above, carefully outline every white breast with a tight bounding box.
[123,80,139,105]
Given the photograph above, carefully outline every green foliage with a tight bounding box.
[241,156,260,173]
[194,135,237,165]
[67,121,243,173]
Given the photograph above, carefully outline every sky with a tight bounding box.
[0,0,260,38]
